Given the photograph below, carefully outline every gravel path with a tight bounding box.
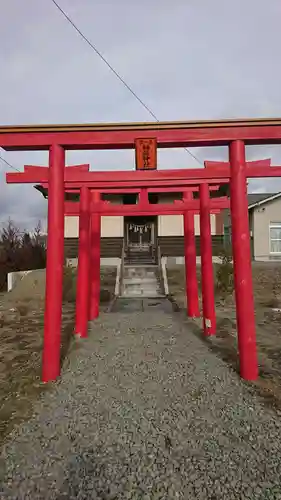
[1,300,281,499]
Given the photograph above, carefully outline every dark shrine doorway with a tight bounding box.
[125,216,157,250]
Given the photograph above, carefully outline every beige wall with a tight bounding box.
[65,214,217,238]
[252,197,281,261]
[64,216,79,237]
[64,194,124,238]
[156,193,216,236]
[158,214,216,236]
[157,194,183,236]
[101,194,123,237]
[158,215,184,236]
[64,192,215,238]
[64,215,123,238]
[101,216,124,237]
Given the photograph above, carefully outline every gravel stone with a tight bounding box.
[1,303,281,499]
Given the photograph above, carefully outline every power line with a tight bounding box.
[50,0,203,167]
[0,153,20,172]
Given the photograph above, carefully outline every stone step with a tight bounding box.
[125,256,154,259]
[122,285,163,296]
[123,278,159,285]
[123,282,161,291]
[123,270,159,279]
[123,293,166,298]
[125,252,156,265]
[122,277,160,285]
[125,261,155,266]
[123,270,158,275]
[122,286,163,297]
[120,263,164,299]
[125,260,156,265]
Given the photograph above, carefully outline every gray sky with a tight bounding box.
[1,0,281,230]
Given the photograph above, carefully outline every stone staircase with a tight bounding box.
[120,265,164,298]
[124,246,156,266]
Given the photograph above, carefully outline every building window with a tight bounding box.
[269,223,281,254]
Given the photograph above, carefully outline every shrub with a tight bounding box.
[63,266,77,302]
[265,271,281,308]
[16,304,29,317]
[216,245,234,296]
[0,219,46,291]
[100,288,112,303]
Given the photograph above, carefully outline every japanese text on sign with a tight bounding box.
[135,138,157,170]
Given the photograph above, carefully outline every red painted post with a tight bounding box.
[183,193,200,317]
[90,192,101,320]
[75,186,90,337]
[42,144,65,382]
[199,183,216,335]
[229,140,258,380]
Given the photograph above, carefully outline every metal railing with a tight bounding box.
[114,240,125,297]
[157,243,169,296]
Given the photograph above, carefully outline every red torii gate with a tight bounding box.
[3,118,281,384]
[8,163,230,334]
[44,176,229,337]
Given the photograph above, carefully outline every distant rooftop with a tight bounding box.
[247,193,276,206]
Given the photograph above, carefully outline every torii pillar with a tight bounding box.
[90,191,101,320]
[229,140,258,380]
[75,186,91,337]
[199,183,216,335]
[42,144,65,382]
[183,192,200,317]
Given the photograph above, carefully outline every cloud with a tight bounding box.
[1,0,281,229]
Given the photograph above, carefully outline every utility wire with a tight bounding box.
[0,153,20,172]
[50,0,203,167]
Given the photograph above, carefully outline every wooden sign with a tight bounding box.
[135,138,157,170]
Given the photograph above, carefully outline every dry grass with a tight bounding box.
[167,262,281,408]
[0,268,77,445]
[0,300,75,443]
[0,266,117,446]
[64,265,117,305]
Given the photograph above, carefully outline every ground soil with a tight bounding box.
[0,294,75,444]
[3,261,279,449]
[0,266,116,446]
[167,262,281,408]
